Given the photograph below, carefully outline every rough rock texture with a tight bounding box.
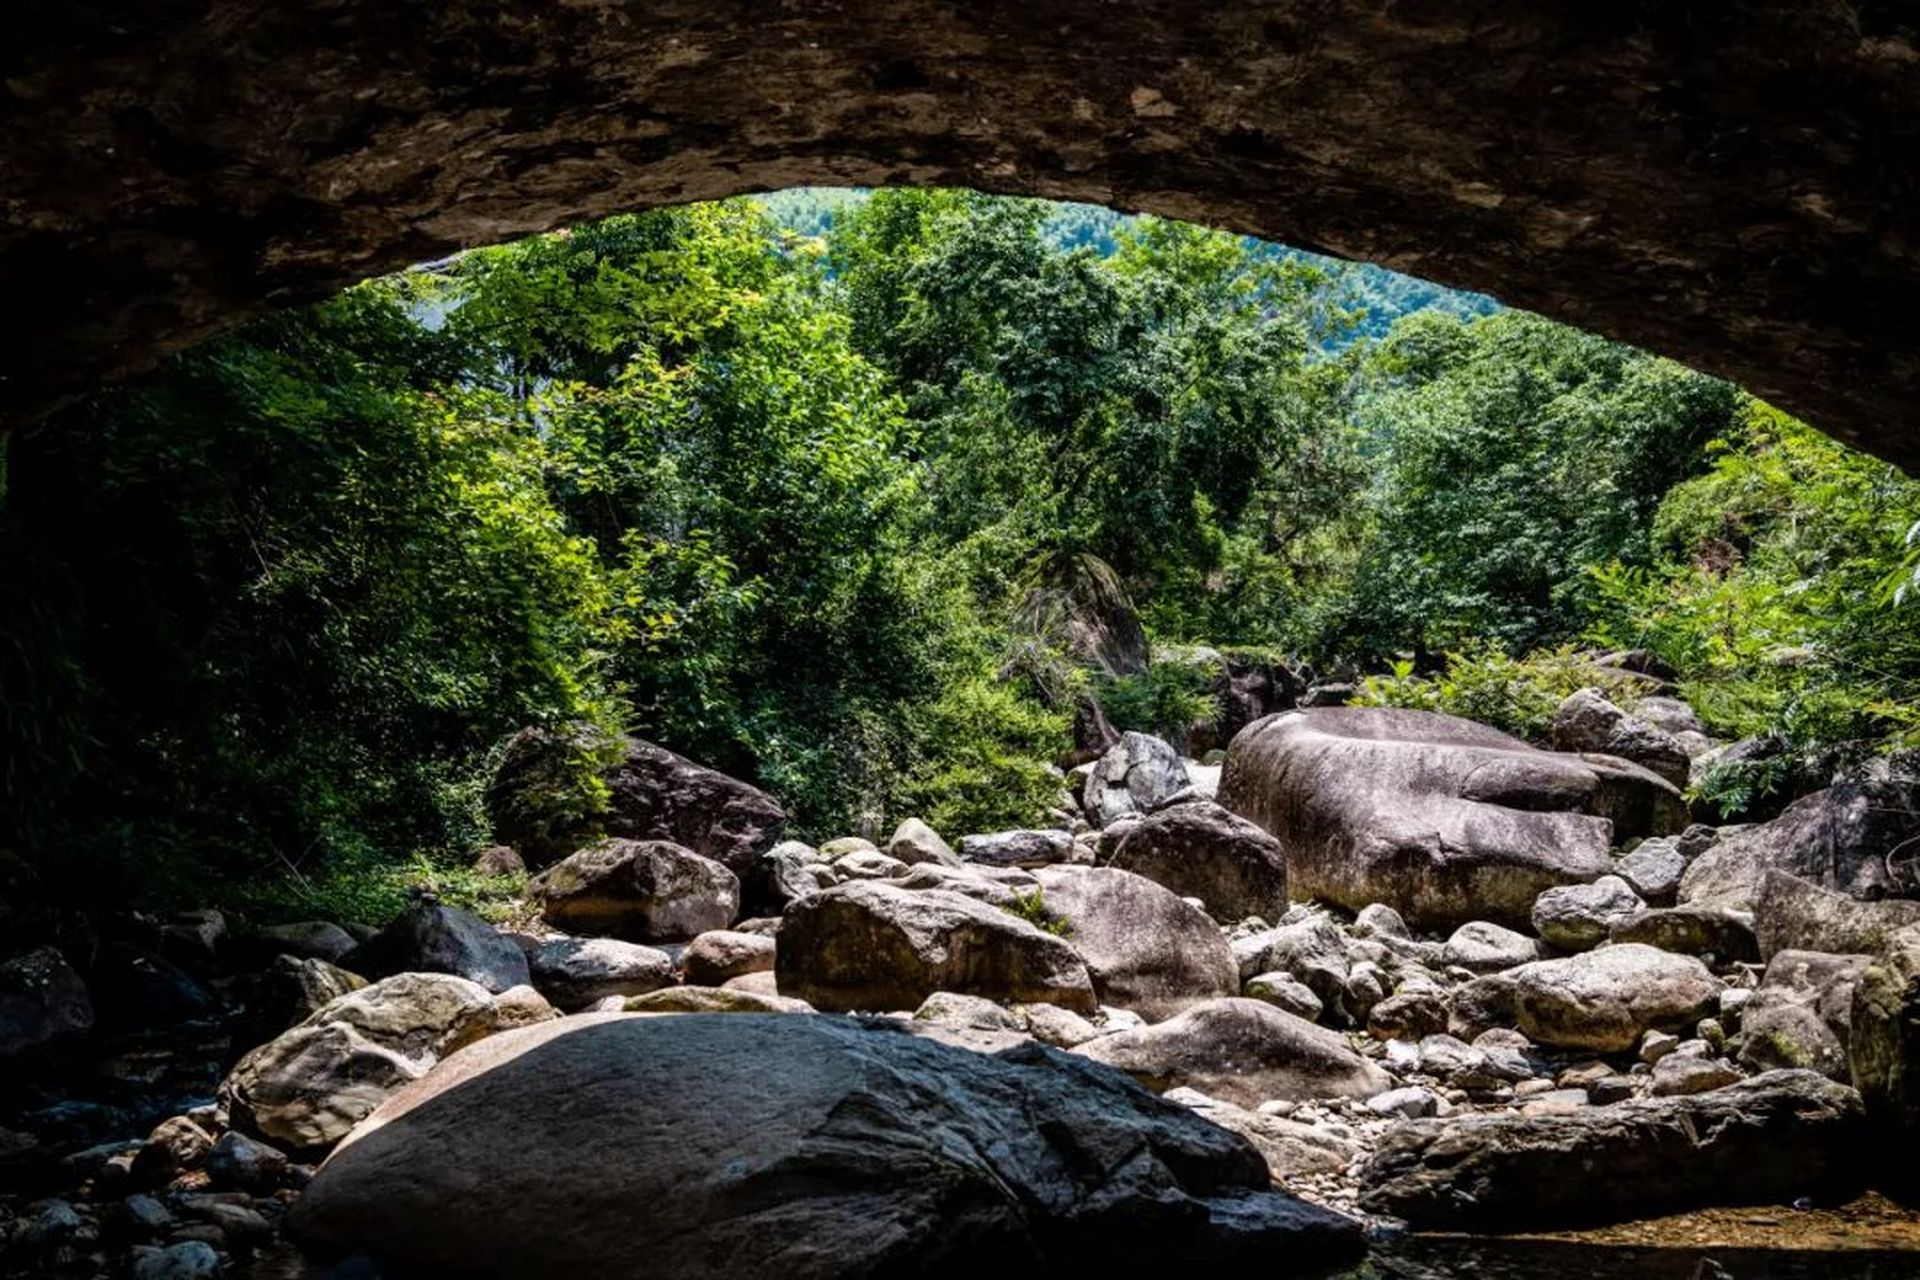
[959,829,1074,868]
[527,937,675,1011]
[1550,688,1692,787]
[743,839,821,917]
[1753,868,1920,960]
[1083,731,1190,828]
[1031,865,1238,1020]
[1610,905,1759,963]
[680,929,777,987]
[223,973,505,1151]
[1613,836,1689,904]
[1071,998,1391,1108]
[1736,950,1869,1080]
[288,1014,1364,1277]
[1441,922,1542,974]
[884,817,960,868]
[340,902,529,994]
[232,954,367,1054]
[487,724,785,874]
[624,986,812,1014]
[775,881,1097,1013]
[5,5,1918,473]
[1219,708,1681,930]
[1164,1088,1356,1181]
[1359,1070,1866,1229]
[532,838,740,942]
[1107,800,1289,923]
[1681,779,1920,916]
[1530,875,1645,952]
[0,946,94,1058]
[1509,944,1722,1052]
[1850,923,1920,1178]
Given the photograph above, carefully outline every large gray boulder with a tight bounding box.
[487,724,785,875]
[1218,708,1683,930]
[532,838,740,942]
[223,973,516,1152]
[0,947,93,1058]
[1070,997,1391,1108]
[1108,800,1289,923]
[1682,776,1920,916]
[1754,868,1920,960]
[1509,944,1722,1052]
[289,1014,1364,1278]
[340,902,530,994]
[527,937,675,1011]
[1551,687,1692,787]
[775,881,1097,1014]
[1360,1069,1865,1229]
[1031,866,1238,1020]
[1736,949,1870,1080]
[1083,731,1191,828]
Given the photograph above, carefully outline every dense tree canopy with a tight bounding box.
[2,186,1914,918]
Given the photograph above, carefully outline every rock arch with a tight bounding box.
[3,2,1916,464]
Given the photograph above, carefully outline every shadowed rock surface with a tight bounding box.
[4,5,1918,471]
[287,1013,1366,1278]
[1359,1070,1867,1230]
[1218,708,1681,930]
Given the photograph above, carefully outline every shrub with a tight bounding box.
[1353,642,1648,744]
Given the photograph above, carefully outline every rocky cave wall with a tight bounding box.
[2,1,1916,465]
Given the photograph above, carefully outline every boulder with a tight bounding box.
[1448,973,1521,1040]
[1613,837,1689,904]
[1682,777,1920,916]
[1610,906,1759,963]
[1013,550,1151,679]
[1360,1069,1865,1229]
[1510,944,1722,1052]
[1735,950,1869,1080]
[1164,1088,1357,1181]
[775,881,1096,1014]
[1531,876,1645,952]
[832,847,910,880]
[1636,696,1707,739]
[0,947,94,1058]
[1031,865,1238,1020]
[960,829,1074,868]
[1551,688,1692,787]
[1218,708,1682,930]
[1368,990,1449,1041]
[1070,997,1391,1108]
[1108,801,1289,922]
[1849,924,1920,1176]
[624,987,813,1015]
[341,902,530,994]
[243,921,359,964]
[486,723,785,875]
[742,839,820,917]
[1083,731,1190,828]
[532,838,740,942]
[1650,1054,1744,1096]
[1441,922,1542,974]
[681,930,777,987]
[894,861,1040,907]
[233,955,367,1055]
[527,937,675,1011]
[1243,973,1324,1022]
[884,817,960,868]
[223,973,501,1151]
[1234,915,1352,1020]
[289,1014,1364,1276]
[1754,868,1920,960]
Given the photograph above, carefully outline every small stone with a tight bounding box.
[1366,1086,1441,1119]
[1558,1060,1613,1089]
[132,1240,222,1279]
[1442,922,1541,973]
[1588,1075,1637,1105]
[1354,904,1410,940]
[1640,1029,1680,1064]
[1243,972,1324,1021]
[1651,1054,1743,1096]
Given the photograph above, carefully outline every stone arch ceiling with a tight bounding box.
[2,2,1917,466]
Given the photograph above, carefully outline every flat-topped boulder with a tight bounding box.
[1360,1069,1866,1229]
[1510,944,1722,1052]
[1070,997,1391,1108]
[1218,708,1683,930]
[288,1014,1365,1277]
[775,881,1096,1014]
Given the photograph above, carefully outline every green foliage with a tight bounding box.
[898,674,1071,838]
[1004,888,1073,937]
[1099,663,1221,743]
[1354,642,1648,744]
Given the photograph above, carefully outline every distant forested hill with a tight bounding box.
[753,187,1500,348]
